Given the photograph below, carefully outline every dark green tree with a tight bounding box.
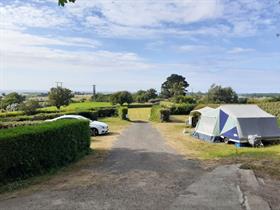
[161,74,189,98]
[58,0,75,6]
[145,88,158,100]
[48,87,74,110]
[110,91,133,105]
[207,84,238,104]
[0,92,25,109]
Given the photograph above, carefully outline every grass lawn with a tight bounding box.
[128,108,151,121]
[40,101,112,112]
[154,115,280,180]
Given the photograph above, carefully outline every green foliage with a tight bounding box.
[172,95,196,104]
[150,105,161,122]
[0,92,25,110]
[258,102,280,118]
[134,89,158,103]
[127,103,153,108]
[118,107,128,120]
[206,84,238,104]
[93,93,111,102]
[110,91,133,105]
[160,108,170,122]
[19,100,40,115]
[161,74,189,98]
[58,0,75,6]
[0,120,90,184]
[150,105,170,122]
[169,103,195,115]
[48,87,74,110]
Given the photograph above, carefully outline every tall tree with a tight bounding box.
[0,92,25,109]
[161,74,189,98]
[48,87,74,110]
[207,84,238,104]
[110,91,133,105]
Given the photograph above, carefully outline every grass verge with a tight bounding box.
[154,115,280,180]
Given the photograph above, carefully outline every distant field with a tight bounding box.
[40,102,112,111]
[128,108,151,121]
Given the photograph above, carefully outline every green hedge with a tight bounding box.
[150,105,170,122]
[0,120,90,184]
[127,103,153,108]
[118,107,128,120]
[169,103,195,115]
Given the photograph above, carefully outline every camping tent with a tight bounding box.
[193,105,280,143]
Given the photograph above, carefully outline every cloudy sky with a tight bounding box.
[0,0,280,93]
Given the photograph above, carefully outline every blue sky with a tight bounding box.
[0,0,280,93]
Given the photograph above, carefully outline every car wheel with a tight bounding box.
[91,128,99,136]
[224,137,230,144]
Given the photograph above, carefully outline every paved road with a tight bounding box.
[0,122,252,210]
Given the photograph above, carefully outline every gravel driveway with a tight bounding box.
[0,122,205,210]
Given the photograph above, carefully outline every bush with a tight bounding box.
[0,120,90,184]
[19,100,40,115]
[150,106,170,122]
[127,103,153,108]
[160,108,170,122]
[75,111,98,120]
[172,96,197,104]
[169,103,195,115]
[95,107,117,118]
[118,107,128,120]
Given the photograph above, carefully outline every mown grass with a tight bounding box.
[128,108,151,121]
[40,101,112,112]
[154,115,280,179]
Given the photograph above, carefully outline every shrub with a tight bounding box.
[169,103,195,115]
[160,108,170,122]
[0,120,90,184]
[95,107,117,118]
[150,105,171,122]
[75,111,98,120]
[19,100,40,115]
[127,103,153,108]
[118,107,128,120]
[172,96,197,104]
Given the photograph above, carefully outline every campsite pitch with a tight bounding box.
[0,122,277,210]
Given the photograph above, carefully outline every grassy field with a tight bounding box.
[128,108,151,121]
[154,115,280,179]
[40,102,112,112]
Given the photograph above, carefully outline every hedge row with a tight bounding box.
[0,107,118,123]
[169,103,196,115]
[150,105,170,122]
[0,120,90,184]
[127,103,153,108]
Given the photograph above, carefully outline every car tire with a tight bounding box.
[91,128,99,136]
[224,137,230,144]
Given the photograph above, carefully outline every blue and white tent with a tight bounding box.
[193,105,280,143]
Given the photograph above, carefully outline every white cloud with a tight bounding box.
[0,3,69,29]
[228,47,255,54]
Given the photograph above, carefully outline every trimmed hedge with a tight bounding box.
[0,120,90,184]
[118,107,128,120]
[127,103,153,108]
[169,103,195,115]
[150,105,170,122]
